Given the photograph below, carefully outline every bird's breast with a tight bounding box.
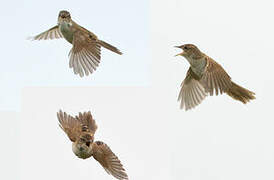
[188,57,207,78]
[59,22,74,44]
[72,143,93,159]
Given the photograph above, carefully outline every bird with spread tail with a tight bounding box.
[175,44,255,111]
[30,10,122,77]
[57,110,128,180]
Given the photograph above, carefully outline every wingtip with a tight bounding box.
[26,36,35,41]
[58,109,63,114]
[57,110,64,121]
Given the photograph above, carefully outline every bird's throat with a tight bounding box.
[186,56,207,78]
[72,143,93,159]
[59,22,74,44]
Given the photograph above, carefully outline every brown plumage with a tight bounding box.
[57,110,128,180]
[30,10,122,77]
[175,44,255,110]
[98,40,122,55]
[226,82,255,104]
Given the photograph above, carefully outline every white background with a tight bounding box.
[0,0,149,111]
[0,112,19,180]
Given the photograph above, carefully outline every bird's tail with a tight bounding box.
[226,81,255,104]
[98,40,122,55]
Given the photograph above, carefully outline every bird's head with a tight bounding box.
[72,134,94,159]
[72,139,93,159]
[175,44,202,59]
[58,10,71,23]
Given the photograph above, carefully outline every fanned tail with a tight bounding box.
[226,81,255,104]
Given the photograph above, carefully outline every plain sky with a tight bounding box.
[2,0,274,179]
[0,0,149,111]
[0,112,19,180]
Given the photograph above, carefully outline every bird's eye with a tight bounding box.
[183,46,188,50]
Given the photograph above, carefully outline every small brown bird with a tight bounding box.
[175,44,255,110]
[30,10,122,77]
[57,110,128,180]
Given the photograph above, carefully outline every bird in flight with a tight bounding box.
[57,110,128,180]
[175,44,255,111]
[30,10,122,77]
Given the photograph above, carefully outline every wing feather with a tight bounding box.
[57,111,97,142]
[201,57,232,96]
[92,141,128,180]
[178,68,207,110]
[30,26,63,40]
[57,110,82,142]
[75,111,97,134]
[69,29,101,77]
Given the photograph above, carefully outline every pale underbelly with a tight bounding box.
[59,24,74,44]
[189,59,207,77]
[74,150,92,159]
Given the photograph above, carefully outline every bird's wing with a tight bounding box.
[78,24,122,55]
[200,57,232,96]
[75,111,97,134]
[57,110,82,142]
[92,141,128,180]
[178,67,207,110]
[69,28,101,77]
[30,25,63,40]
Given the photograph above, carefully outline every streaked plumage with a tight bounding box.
[57,110,128,180]
[175,44,255,110]
[30,10,122,77]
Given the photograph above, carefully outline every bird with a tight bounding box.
[57,110,128,180]
[30,10,122,77]
[175,44,255,111]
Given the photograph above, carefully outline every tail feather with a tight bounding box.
[226,82,255,104]
[98,40,122,55]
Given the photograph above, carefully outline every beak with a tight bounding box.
[175,48,184,57]
[175,52,184,57]
[174,46,185,56]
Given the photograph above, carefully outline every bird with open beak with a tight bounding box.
[30,10,122,77]
[175,44,255,111]
[57,110,128,180]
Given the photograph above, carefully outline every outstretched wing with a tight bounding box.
[200,57,232,96]
[57,110,82,142]
[69,28,101,77]
[92,141,128,180]
[30,26,63,40]
[178,67,207,110]
[75,111,97,134]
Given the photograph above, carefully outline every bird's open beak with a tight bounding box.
[174,46,185,57]
[174,46,185,56]
[175,52,185,56]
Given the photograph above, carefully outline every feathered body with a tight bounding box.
[31,10,122,77]
[175,44,255,110]
[57,110,128,180]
